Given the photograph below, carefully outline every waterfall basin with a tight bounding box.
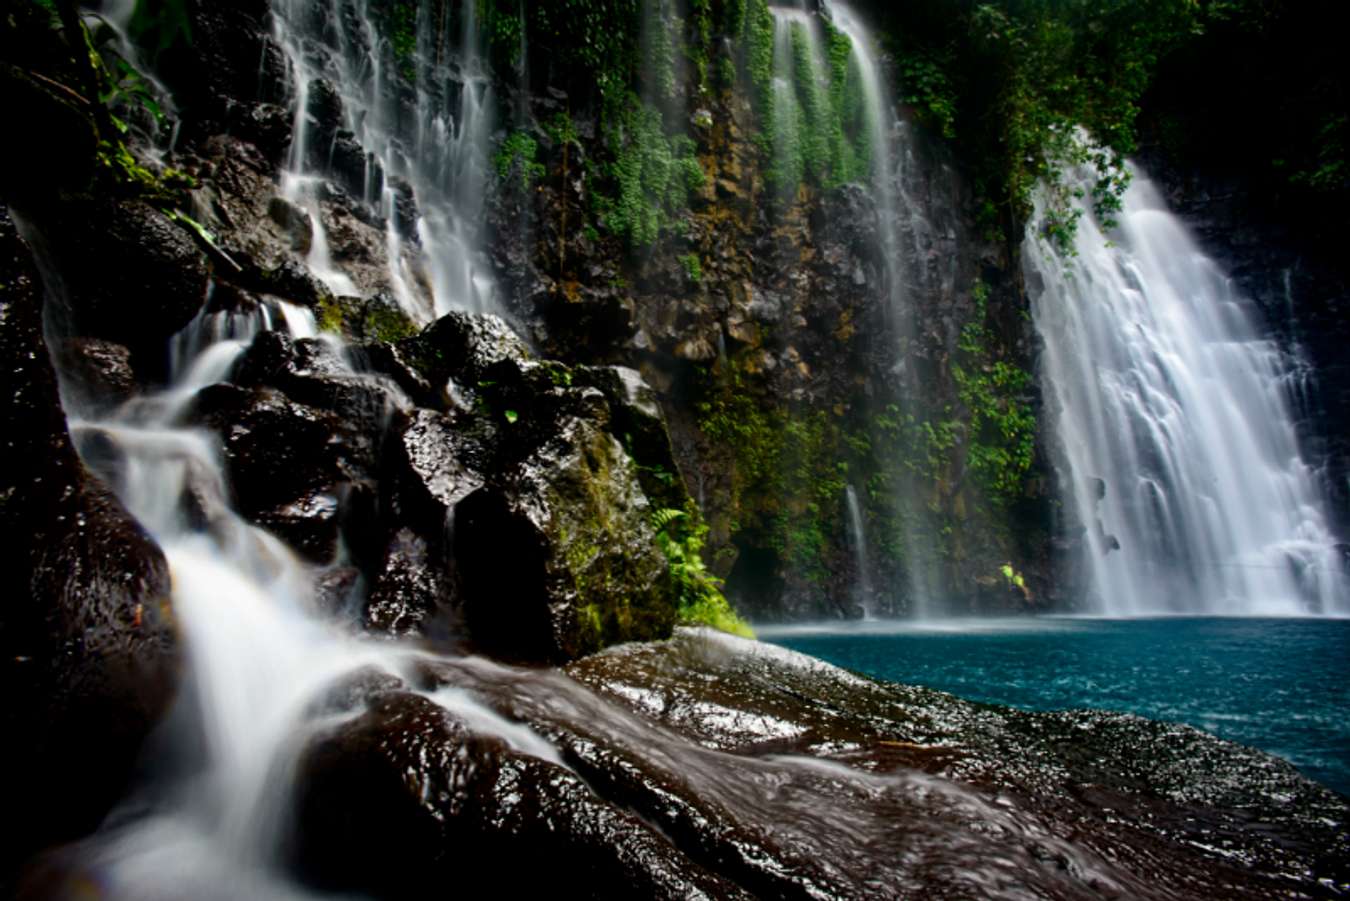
[761,615,1350,797]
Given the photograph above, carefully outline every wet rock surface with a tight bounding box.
[287,630,1346,900]
[0,212,178,882]
[23,198,209,371]
[293,688,740,900]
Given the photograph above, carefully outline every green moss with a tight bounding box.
[316,296,344,335]
[677,253,702,283]
[494,130,546,192]
[315,295,416,343]
[737,4,868,197]
[594,93,704,247]
[951,280,1036,505]
[698,368,850,585]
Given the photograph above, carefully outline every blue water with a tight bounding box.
[760,617,1350,797]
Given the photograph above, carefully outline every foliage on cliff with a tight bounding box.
[864,0,1344,246]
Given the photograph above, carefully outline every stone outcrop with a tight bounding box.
[285,629,1347,899]
[0,211,178,883]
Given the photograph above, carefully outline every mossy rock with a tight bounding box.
[454,413,676,663]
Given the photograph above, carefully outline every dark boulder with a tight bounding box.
[0,212,177,882]
[23,198,209,369]
[186,382,366,562]
[396,310,532,396]
[291,690,738,900]
[157,0,290,137]
[575,364,691,510]
[364,528,454,638]
[454,407,675,663]
[54,337,139,415]
[0,64,99,208]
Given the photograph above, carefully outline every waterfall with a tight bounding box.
[1027,160,1349,615]
[271,0,498,321]
[821,1,905,338]
[821,1,940,617]
[844,485,874,618]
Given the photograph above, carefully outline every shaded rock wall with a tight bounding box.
[0,210,178,885]
[487,12,1057,620]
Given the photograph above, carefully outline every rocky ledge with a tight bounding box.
[285,628,1346,899]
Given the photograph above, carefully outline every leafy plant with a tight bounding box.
[594,92,704,247]
[652,508,753,638]
[677,252,702,283]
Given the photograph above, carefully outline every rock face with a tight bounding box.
[455,389,674,662]
[487,38,1056,621]
[285,629,1348,899]
[23,198,210,375]
[0,212,178,882]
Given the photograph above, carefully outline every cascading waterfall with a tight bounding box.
[271,0,498,321]
[821,1,940,616]
[1027,159,1349,616]
[54,292,550,899]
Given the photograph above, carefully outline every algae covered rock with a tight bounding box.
[455,407,675,663]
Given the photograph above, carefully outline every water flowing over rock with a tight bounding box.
[3,0,1348,896]
[0,211,178,880]
[1027,159,1349,614]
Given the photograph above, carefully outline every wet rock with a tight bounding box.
[319,293,418,345]
[305,79,346,148]
[397,311,532,395]
[388,178,418,239]
[234,330,409,444]
[395,409,483,521]
[326,131,384,202]
[454,407,675,663]
[558,629,1349,899]
[306,666,406,718]
[575,365,690,510]
[267,196,313,255]
[25,199,209,363]
[313,565,364,620]
[0,64,99,208]
[291,690,738,900]
[356,341,437,408]
[256,258,332,309]
[186,383,368,562]
[365,528,454,638]
[0,212,177,879]
[55,338,139,415]
[151,2,288,146]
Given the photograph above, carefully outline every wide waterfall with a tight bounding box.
[1027,161,1349,616]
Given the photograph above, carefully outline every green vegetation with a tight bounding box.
[868,0,1196,245]
[594,93,704,247]
[735,0,869,195]
[677,253,702,283]
[952,280,1035,505]
[316,296,418,343]
[652,508,753,638]
[494,130,546,191]
[698,372,850,585]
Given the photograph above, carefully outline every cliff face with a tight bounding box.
[24,0,1054,623]
[485,7,1056,621]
